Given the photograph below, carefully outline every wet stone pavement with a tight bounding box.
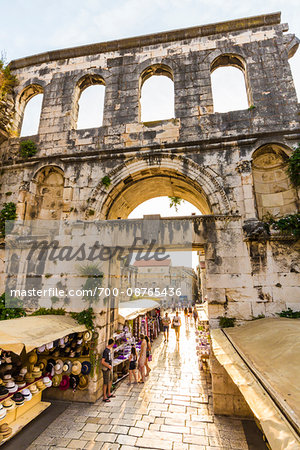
[28,314,250,450]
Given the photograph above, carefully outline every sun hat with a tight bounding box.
[59,375,70,391]
[62,360,72,374]
[71,361,82,376]
[12,392,24,406]
[46,342,53,350]
[39,358,48,371]
[20,367,27,376]
[69,374,79,390]
[37,345,45,353]
[29,384,39,395]
[28,353,38,364]
[52,374,62,388]
[78,374,89,390]
[16,380,26,389]
[0,386,8,399]
[0,423,12,438]
[83,330,92,342]
[3,399,15,410]
[36,380,45,390]
[21,388,31,398]
[32,366,42,378]
[43,377,52,388]
[0,405,7,420]
[81,361,91,375]
[3,374,12,382]
[59,338,65,347]
[54,359,64,375]
[25,373,35,384]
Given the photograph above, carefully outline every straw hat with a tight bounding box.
[83,331,92,342]
[0,423,12,438]
[0,386,8,399]
[3,399,15,410]
[32,366,42,378]
[42,377,52,388]
[21,388,32,401]
[78,375,89,390]
[62,360,72,374]
[28,353,38,364]
[52,374,62,388]
[81,361,91,375]
[29,384,39,395]
[36,380,45,390]
[71,361,82,376]
[12,392,24,406]
[46,342,53,350]
[20,367,27,376]
[69,374,79,390]
[25,373,35,384]
[3,374,12,382]
[59,375,70,391]
[0,405,7,420]
[37,345,45,353]
[39,358,48,371]
[54,359,64,375]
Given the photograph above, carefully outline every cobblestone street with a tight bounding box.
[28,315,251,450]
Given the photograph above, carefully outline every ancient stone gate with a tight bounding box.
[0,12,299,325]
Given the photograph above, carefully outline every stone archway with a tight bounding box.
[86,154,231,219]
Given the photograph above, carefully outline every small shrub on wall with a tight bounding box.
[287,144,300,187]
[19,139,37,158]
[0,202,16,237]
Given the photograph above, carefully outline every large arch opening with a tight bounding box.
[101,170,212,220]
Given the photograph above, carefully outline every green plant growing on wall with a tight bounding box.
[219,316,236,328]
[277,308,300,319]
[51,295,59,304]
[287,144,300,187]
[19,140,38,158]
[169,196,183,212]
[265,213,300,238]
[31,307,66,316]
[78,263,104,305]
[71,308,95,330]
[0,293,26,320]
[0,202,16,238]
[101,175,111,189]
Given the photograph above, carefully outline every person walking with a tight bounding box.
[101,338,115,402]
[128,345,138,384]
[138,334,147,383]
[145,336,152,376]
[184,306,188,324]
[193,305,199,326]
[162,312,171,342]
[172,311,181,341]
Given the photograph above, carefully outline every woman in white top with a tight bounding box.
[172,312,181,341]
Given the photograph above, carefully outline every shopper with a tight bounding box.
[128,345,138,384]
[172,312,181,341]
[145,336,152,376]
[138,334,147,383]
[162,312,171,342]
[101,338,115,402]
[184,307,188,324]
[193,305,199,326]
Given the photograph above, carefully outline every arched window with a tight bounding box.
[140,65,174,122]
[19,85,43,136]
[30,166,64,220]
[252,145,298,219]
[211,55,250,113]
[75,75,105,129]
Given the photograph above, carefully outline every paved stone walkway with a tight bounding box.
[29,314,250,449]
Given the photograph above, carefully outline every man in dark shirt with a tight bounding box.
[102,338,115,402]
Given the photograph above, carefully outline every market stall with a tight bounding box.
[112,299,161,383]
[0,315,92,445]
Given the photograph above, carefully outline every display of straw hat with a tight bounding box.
[52,374,62,388]
[71,361,82,376]
[0,405,7,420]
[21,388,32,401]
[54,359,64,375]
[78,375,89,390]
[25,373,35,384]
[12,392,24,406]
